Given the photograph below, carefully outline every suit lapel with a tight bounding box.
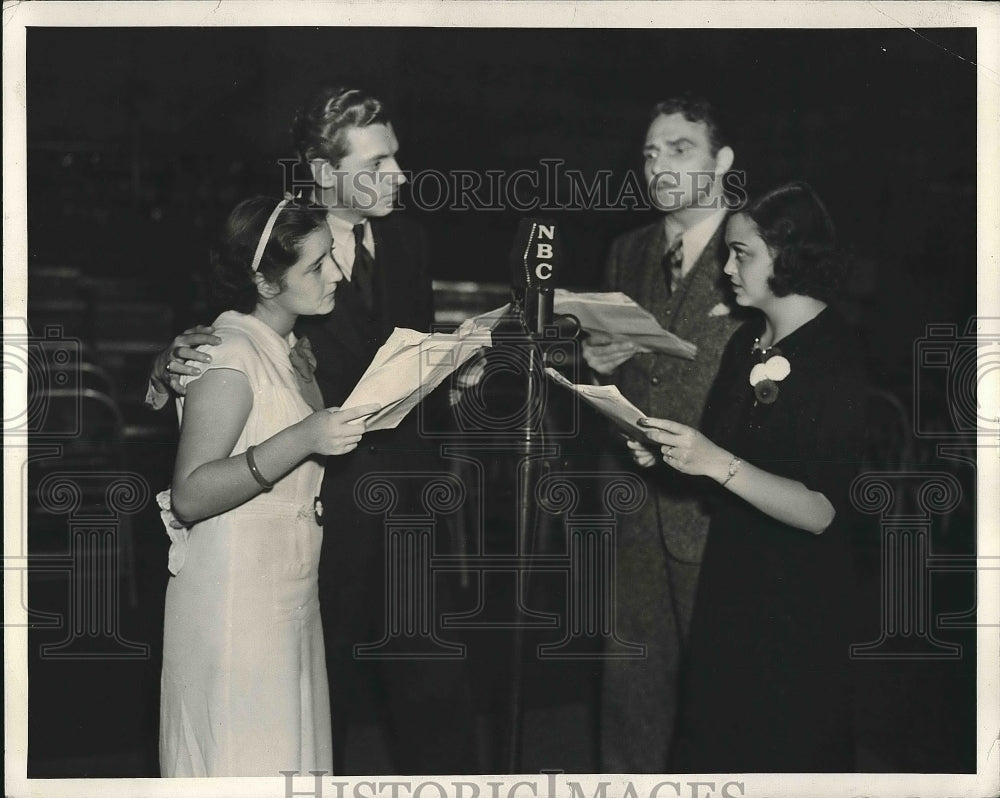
[331,295,372,362]
[370,218,399,338]
[667,218,728,334]
[632,223,669,323]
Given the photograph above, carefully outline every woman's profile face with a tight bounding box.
[723,213,776,310]
[271,226,343,317]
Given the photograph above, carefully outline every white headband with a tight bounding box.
[250,199,290,272]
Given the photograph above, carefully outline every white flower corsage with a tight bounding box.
[707,302,731,318]
[156,489,190,576]
[748,347,791,405]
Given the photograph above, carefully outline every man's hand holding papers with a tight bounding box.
[554,289,697,376]
[581,331,639,376]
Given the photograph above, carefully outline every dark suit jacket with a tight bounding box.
[294,213,435,516]
[296,213,433,405]
[605,217,743,563]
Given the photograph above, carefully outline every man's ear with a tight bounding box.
[254,271,281,300]
[310,159,340,192]
[714,146,735,177]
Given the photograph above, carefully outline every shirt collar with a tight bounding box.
[324,211,359,237]
[663,209,727,275]
[325,213,373,279]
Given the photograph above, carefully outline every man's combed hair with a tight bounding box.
[208,197,327,315]
[649,95,729,154]
[292,87,390,167]
[746,181,850,303]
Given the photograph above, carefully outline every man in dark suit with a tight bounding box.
[582,97,744,772]
[148,87,477,775]
[291,87,478,776]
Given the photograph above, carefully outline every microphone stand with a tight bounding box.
[505,290,575,773]
[505,296,540,774]
[501,219,578,772]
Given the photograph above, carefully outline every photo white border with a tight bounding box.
[4,2,998,797]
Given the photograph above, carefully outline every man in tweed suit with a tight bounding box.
[583,97,744,772]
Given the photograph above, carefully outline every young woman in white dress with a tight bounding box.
[158,196,379,777]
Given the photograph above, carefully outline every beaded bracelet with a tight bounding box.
[245,445,274,492]
[721,457,742,488]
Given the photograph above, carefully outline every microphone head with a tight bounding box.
[509,217,560,333]
[509,217,560,291]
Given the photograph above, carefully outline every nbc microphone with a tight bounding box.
[509,218,561,335]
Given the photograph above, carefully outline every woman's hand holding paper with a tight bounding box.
[303,403,381,456]
[636,417,731,481]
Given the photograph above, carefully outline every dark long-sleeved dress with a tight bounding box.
[670,307,866,772]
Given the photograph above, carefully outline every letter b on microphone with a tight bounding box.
[510,219,560,335]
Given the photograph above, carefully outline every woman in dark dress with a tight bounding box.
[631,182,865,772]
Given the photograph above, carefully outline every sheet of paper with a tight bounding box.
[340,318,493,431]
[470,302,512,330]
[544,367,651,441]
[553,289,697,360]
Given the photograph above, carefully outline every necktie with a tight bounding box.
[289,335,325,411]
[661,236,684,297]
[352,223,376,313]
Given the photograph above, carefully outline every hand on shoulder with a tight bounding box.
[151,325,221,396]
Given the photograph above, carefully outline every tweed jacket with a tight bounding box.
[605,217,744,562]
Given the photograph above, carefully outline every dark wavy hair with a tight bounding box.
[649,95,729,154]
[208,197,328,315]
[744,181,849,302]
[292,87,390,167]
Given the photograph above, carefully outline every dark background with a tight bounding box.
[28,26,977,386]
[23,26,979,777]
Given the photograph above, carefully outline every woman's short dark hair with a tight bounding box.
[745,181,849,302]
[292,87,390,167]
[208,196,327,315]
